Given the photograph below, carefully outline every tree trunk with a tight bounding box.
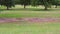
[7,6,9,10]
[44,6,48,10]
[55,5,57,8]
[24,5,26,8]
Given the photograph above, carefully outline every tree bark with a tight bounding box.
[55,5,57,8]
[7,6,9,10]
[24,5,26,8]
[44,5,48,10]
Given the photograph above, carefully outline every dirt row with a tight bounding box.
[0,18,60,23]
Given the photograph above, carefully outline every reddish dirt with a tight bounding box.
[0,18,60,23]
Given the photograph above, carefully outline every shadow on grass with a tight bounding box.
[0,8,60,11]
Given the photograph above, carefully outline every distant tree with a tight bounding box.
[31,0,59,10]
[0,0,1,5]
[50,0,60,8]
[14,0,20,4]
[0,0,2,5]
[19,0,30,8]
[31,0,39,6]
[1,0,15,10]
[31,0,50,10]
[54,0,60,8]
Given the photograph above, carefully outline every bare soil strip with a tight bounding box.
[0,18,60,23]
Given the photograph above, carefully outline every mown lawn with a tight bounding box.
[0,5,60,34]
[0,5,60,18]
[0,22,60,34]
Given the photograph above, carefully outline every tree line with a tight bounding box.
[0,0,60,10]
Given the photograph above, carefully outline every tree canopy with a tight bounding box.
[0,0,60,10]
[1,0,15,10]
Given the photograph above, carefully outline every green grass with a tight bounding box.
[0,5,60,18]
[0,11,60,18]
[0,22,60,34]
[0,5,60,34]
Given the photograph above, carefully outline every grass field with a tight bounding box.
[0,5,60,34]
